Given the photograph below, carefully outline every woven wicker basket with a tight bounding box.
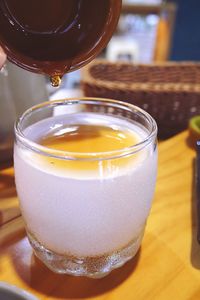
[82,60,200,139]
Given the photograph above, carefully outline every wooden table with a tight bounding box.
[1,131,200,300]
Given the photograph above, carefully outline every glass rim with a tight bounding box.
[15,97,157,161]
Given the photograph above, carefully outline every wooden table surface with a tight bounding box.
[1,130,200,300]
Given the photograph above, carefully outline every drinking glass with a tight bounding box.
[14,98,157,278]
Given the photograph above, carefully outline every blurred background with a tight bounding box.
[48,0,199,98]
[2,0,199,105]
[1,0,200,163]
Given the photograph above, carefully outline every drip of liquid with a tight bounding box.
[50,75,62,87]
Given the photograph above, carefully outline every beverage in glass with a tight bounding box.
[14,98,157,278]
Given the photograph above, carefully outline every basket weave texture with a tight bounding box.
[82,60,200,139]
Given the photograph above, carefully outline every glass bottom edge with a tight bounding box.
[28,230,144,279]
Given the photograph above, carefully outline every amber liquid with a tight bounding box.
[41,124,138,153]
[39,123,140,172]
[0,0,121,84]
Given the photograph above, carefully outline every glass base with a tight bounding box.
[28,231,144,278]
